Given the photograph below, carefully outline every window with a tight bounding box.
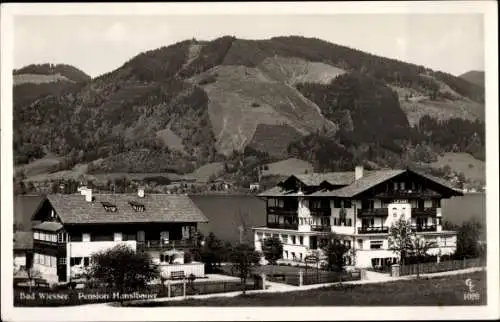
[57,233,65,243]
[400,182,405,190]
[34,253,40,264]
[70,257,82,266]
[58,257,66,265]
[343,200,352,208]
[291,236,296,244]
[299,236,304,245]
[346,218,352,226]
[267,198,284,208]
[370,241,384,249]
[281,234,288,244]
[129,201,145,212]
[311,199,322,209]
[83,257,90,267]
[432,199,441,208]
[394,182,399,190]
[357,239,363,250]
[50,256,57,267]
[333,199,342,208]
[102,201,117,212]
[299,253,303,261]
[51,234,57,242]
[34,231,40,240]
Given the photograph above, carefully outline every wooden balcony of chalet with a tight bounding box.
[357,208,388,217]
[410,225,437,232]
[411,208,438,216]
[357,226,389,234]
[266,222,299,230]
[266,207,298,216]
[309,207,331,217]
[137,239,195,251]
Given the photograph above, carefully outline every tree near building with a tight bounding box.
[229,244,261,294]
[261,236,283,265]
[407,235,437,278]
[319,233,349,272]
[388,216,414,266]
[89,245,159,293]
[455,218,484,259]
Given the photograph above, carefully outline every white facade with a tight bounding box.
[255,195,456,269]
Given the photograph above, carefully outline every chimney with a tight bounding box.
[138,187,145,198]
[84,188,93,202]
[355,166,364,180]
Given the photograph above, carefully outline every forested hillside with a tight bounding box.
[13,36,485,191]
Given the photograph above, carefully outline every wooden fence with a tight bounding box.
[399,258,485,276]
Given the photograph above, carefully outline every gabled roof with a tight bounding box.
[14,231,33,250]
[33,221,63,232]
[14,195,45,230]
[47,194,209,225]
[260,168,462,198]
[292,172,356,186]
[312,170,405,197]
[258,186,309,197]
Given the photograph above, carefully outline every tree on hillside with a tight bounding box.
[320,233,349,272]
[408,236,437,278]
[89,245,159,293]
[262,236,283,266]
[229,243,261,294]
[388,217,414,266]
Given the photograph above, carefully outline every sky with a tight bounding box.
[13,14,484,78]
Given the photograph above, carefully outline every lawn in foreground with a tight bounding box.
[124,271,486,307]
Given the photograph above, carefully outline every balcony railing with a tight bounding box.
[310,208,331,217]
[411,225,437,232]
[357,208,388,216]
[358,226,389,234]
[267,223,299,230]
[137,239,195,250]
[376,191,440,199]
[310,225,331,232]
[267,208,298,216]
[411,208,437,216]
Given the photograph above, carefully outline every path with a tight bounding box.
[121,266,485,305]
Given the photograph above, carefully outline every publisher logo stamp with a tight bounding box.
[463,278,480,301]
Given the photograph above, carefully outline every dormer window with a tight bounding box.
[101,202,117,212]
[129,201,145,212]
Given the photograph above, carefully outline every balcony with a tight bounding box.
[357,208,388,217]
[411,225,437,232]
[411,208,437,216]
[310,225,331,232]
[267,223,299,230]
[267,207,298,216]
[376,190,440,199]
[357,226,389,234]
[137,239,195,251]
[310,208,331,217]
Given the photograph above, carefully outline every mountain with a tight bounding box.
[459,70,485,88]
[13,63,91,113]
[13,36,485,187]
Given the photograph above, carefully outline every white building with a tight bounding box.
[253,167,462,269]
[29,189,208,284]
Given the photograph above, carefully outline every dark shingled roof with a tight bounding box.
[14,195,45,231]
[47,194,209,224]
[33,221,63,232]
[293,172,356,186]
[261,169,462,198]
[258,187,310,197]
[14,231,33,250]
[312,170,405,197]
